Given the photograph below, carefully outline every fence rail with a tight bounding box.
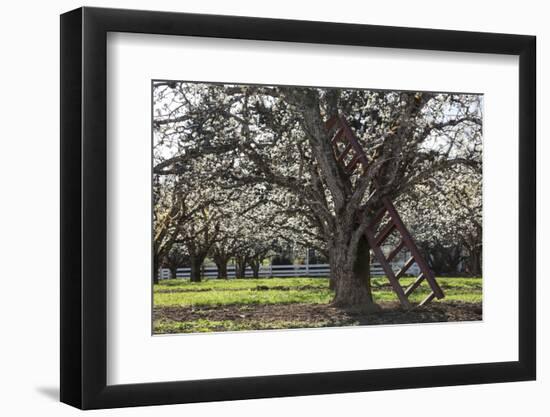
[158,262,420,280]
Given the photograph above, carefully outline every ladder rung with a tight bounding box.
[386,239,405,263]
[382,197,444,299]
[331,128,344,145]
[375,222,396,246]
[395,256,415,280]
[345,153,361,172]
[335,116,370,170]
[419,291,436,306]
[366,234,412,309]
[368,207,387,229]
[404,273,425,296]
[337,143,353,163]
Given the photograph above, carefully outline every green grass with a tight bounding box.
[154,318,334,333]
[372,277,482,303]
[154,277,482,333]
[155,277,328,291]
[154,277,482,307]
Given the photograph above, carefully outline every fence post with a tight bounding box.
[305,248,310,277]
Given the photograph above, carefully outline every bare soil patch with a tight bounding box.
[154,301,482,330]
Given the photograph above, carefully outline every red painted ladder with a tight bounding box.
[326,114,444,309]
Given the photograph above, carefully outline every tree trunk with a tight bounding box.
[153,254,160,285]
[215,258,229,279]
[468,248,482,277]
[189,255,204,282]
[330,236,380,312]
[235,256,247,279]
[249,258,261,278]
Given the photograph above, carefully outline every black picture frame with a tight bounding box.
[60,6,536,410]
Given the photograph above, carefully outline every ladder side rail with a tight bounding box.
[365,230,412,309]
[337,116,370,167]
[404,273,426,297]
[394,256,416,280]
[386,239,405,263]
[382,197,444,299]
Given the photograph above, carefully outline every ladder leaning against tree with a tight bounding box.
[326,114,445,309]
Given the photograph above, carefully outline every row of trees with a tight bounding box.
[153,175,292,283]
[153,81,483,308]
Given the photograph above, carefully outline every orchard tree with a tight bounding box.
[163,244,189,278]
[153,176,190,283]
[153,175,219,283]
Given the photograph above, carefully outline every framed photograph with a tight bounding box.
[60,6,536,410]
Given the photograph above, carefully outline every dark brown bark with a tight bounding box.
[189,254,206,282]
[467,247,482,276]
[215,258,229,279]
[249,257,261,278]
[330,235,380,311]
[153,254,160,285]
[328,274,336,290]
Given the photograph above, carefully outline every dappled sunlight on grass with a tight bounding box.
[154,277,482,307]
[155,288,333,307]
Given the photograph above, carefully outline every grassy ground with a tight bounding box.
[153,277,482,333]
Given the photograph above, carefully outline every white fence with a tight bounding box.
[158,262,420,280]
[158,268,172,280]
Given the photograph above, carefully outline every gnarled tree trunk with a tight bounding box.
[215,259,229,279]
[213,254,230,279]
[330,235,379,312]
[189,253,207,282]
[248,256,263,278]
[467,246,482,276]
[153,254,160,285]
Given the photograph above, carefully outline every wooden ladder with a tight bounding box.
[326,114,444,309]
